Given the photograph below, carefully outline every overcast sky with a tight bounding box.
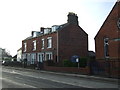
[0,0,117,56]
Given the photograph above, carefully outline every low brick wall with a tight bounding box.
[44,65,90,75]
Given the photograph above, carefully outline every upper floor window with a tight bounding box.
[33,40,36,51]
[42,39,45,49]
[24,43,27,52]
[44,28,51,34]
[47,37,52,48]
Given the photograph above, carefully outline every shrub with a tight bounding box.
[63,59,77,67]
[79,57,88,67]
[63,58,88,67]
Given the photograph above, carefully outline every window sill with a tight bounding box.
[47,47,52,49]
[33,49,36,51]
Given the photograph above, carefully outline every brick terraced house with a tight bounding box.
[22,12,88,68]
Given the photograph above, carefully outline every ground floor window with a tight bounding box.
[45,52,53,61]
[38,53,44,62]
[31,53,36,64]
[23,52,53,64]
[22,54,27,60]
[27,54,31,65]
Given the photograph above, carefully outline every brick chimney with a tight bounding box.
[40,27,44,34]
[67,12,79,25]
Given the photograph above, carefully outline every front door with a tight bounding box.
[38,53,44,69]
[38,53,44,63]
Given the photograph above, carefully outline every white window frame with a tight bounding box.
[104,38,109,59]
[31,53,36,64]
[47,37,52,48]
[22,54,27,60]
[45,52,53,61]
[27,53,31,65]
[33,40,36,51]
[38,53,44,62]
[24,43,27,52]
[44,28,49,34]
[42,39,45,49]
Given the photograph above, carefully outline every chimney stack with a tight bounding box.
[67,12,79,25]
[40,27,44,34]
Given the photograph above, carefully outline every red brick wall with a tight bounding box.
[58,24,88,62]
[22,37,42,53]
[22,32,58,62]
[95,2,120,60]
[40,32,57,62]
[44,65,90,75]
[22,24,88,64]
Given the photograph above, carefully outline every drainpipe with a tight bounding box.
[117,16,120,78]
[57,31,59,63]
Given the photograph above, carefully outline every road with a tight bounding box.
[1,66,119,89]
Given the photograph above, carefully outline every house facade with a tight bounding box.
[17,48,22,62]
[22,12,88,67]
[95,1,120,60]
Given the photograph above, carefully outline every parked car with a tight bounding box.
[2,60,11,66]
[2,60,6,65]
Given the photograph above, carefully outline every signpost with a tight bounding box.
[76,58,79,68]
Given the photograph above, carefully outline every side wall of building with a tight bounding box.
[95,2,119,60]
[58,24,88,62]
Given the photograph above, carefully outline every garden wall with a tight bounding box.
[44,65,90,75]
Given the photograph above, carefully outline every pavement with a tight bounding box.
[2,66,119,84]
